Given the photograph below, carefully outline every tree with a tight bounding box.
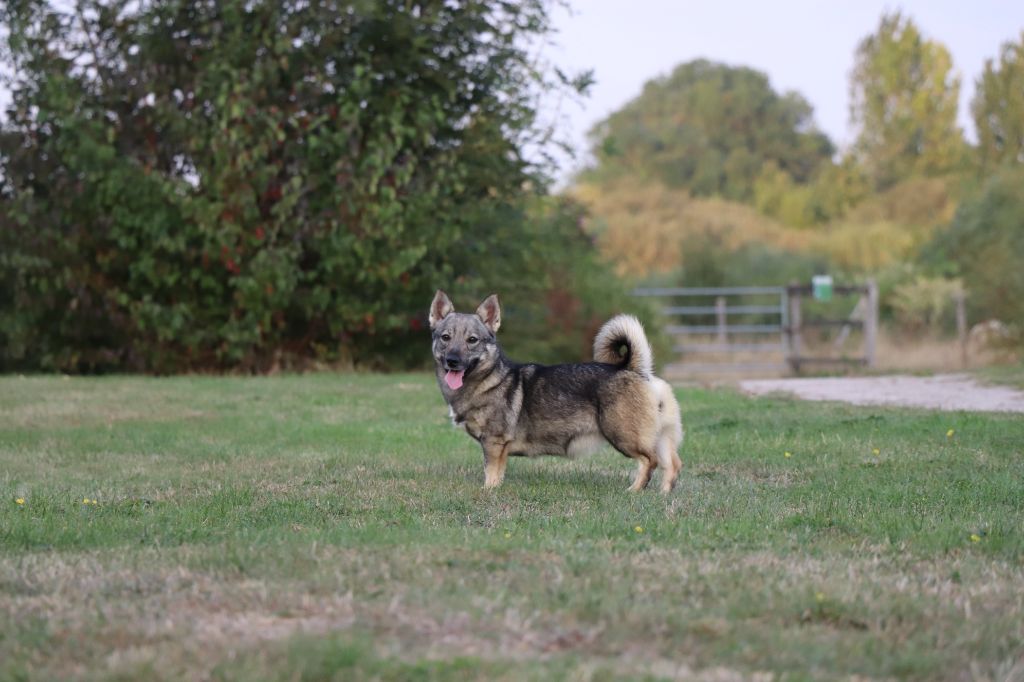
[973,31,1024,170]
[582,59,834,202]
[926,166,1024,339]
[849,12,967,189]
[0,0,609,372]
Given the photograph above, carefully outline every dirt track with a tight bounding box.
[739,374,1024,413]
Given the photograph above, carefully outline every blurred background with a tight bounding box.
[1,1,1022,375]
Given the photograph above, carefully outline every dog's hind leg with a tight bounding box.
[627,451,657,492]
[597,376,661,492]
[656,435,680,493]
[671,429,684,482]
[603,427,658,491]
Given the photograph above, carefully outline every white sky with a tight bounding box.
[544,0,1024,180]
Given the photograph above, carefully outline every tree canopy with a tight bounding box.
[581,59,834,202]
[849,12,967,189]
[973,31,1024,170]
[0,0,630,372]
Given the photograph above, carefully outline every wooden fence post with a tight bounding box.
[715,296,727,346]
[955,291,968,368]
[864,279,878,368]
[787,286,802,373]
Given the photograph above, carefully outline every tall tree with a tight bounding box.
[582,59,834,202]
[0,0,593,372]
[849,12,967,189]
[973,31,1024,170]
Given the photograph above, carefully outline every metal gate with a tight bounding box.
[635,282,878,377]
[634,286,790,377]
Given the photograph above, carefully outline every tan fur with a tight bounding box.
[593,315,653,378]
[650,376,685,491]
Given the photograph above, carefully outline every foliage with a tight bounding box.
[973,30,1024,171]
[752,162,818,228]
[844,176,959,228]
[670,236,830,290]
[754,154,882,228]
[889,275,964,334]
[441,196,671,368]
[581,59,834,202]
[571,177,812,278]
[803,155,873,223]
[926,167,1024,339]
[849,12,967,189]
[809,221,919,274]
[0,0,606,373]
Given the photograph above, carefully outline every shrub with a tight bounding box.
[925,167,1024,341]
[889,275,964,334]
[0,0,600,372]
[571,177,813,278]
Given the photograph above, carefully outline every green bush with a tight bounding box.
[0,0,612,373]
[925,167,1024,340]
[889,275,964,334]
[666,235,830,289]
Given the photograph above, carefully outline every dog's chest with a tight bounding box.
[448,402,503,441]
[448,405,480,439]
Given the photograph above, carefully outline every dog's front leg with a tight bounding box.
[481,439,510,489]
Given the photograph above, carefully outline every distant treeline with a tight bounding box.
[574,14,1024,341]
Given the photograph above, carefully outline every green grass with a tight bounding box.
[1,373,1022,680]
[975,362,1024,390]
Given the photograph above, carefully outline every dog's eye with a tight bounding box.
[467,336,479,344]
[440,333,451,342]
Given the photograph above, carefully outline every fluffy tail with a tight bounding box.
[593,314,653,378]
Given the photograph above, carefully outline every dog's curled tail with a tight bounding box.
[593,314,653,378]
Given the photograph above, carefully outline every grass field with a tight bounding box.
[2,373,1023,681]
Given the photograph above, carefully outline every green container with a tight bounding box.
[812,275,833,301]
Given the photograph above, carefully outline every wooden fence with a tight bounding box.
[635,281,879,376]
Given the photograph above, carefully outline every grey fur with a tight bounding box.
[428,290,684,491]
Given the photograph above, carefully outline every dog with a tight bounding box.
[428,290,684,492]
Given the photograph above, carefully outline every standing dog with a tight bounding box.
[428,290,684,492]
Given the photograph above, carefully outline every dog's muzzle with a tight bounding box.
[443,354,465,390]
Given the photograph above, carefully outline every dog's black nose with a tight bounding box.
[445,356,461,369]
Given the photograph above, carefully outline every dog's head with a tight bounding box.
[428,290,501,391]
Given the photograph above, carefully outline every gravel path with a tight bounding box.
[739,374,1024,413]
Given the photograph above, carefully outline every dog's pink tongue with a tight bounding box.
[445,370,464,390]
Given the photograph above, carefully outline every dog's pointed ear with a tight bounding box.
[475,294,501,334]
[429,290,454,329]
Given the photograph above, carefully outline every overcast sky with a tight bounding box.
[544,0,1024,180]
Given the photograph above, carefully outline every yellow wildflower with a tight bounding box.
[634,526,644,533]
[784,451,792,458]
[872,448,880,456]
[15,498,24,505]
[970,534,981,543]
[504,532,511,539]
[83,498,90,504]
[815,592,825,602]
[947,429,955,438]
